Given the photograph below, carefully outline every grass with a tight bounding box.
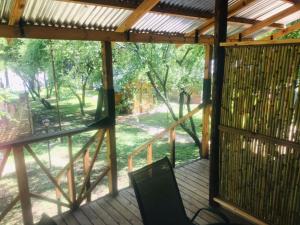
[138,102,203,136]
[0,91,202,225]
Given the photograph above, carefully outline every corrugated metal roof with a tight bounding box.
[277,11,300,25]
[0,0,299,38]
[0,0,12,24]
[160,0,214,13]
[235,0,292,21]
[132,12,206,34]
[23,0,132,30]
[205,23,252,36]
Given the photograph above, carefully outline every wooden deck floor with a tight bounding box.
[52,160,251,225]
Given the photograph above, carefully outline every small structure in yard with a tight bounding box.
[0,0,300,225]
[132,80,155,114]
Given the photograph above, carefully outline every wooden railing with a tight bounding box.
[128,101,211,172]
[0,125,117,225]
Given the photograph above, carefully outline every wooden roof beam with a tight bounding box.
[116,0,160,32]
[190,0,256,36]
[261,21,300,40]
[0,24,214,44]
[230,2,300,39]
[8,0,26,26]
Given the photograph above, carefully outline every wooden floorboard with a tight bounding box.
[53,159,252,225]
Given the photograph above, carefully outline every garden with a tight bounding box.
[0,39,205,224]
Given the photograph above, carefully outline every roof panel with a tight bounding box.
[23,0,132,30]
[277,11,300,25]
[160,0,215,13]
[235,0,293,21]
[132,12,206,34]
[0,0,13,24]
[205,23,252,36]
[1,0,300,38]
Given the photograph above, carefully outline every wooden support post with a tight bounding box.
[169,128,176,168]
[13,145,33,225]
[106,127,118,196]
[83,148,91,202]
[147,144,153,165]
[67,136,76,206]
[202,45,213,159]
[210,0,228,206]
[102,41,118,196]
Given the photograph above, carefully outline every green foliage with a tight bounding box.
[283,20,300,39]
[114,43,204,94]
[53,40,102,87]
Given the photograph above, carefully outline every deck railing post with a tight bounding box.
[83,148,91,202]
[128,156,133,172]
[13,145,33,225]
[169,128,176,168]
[202,44,213,159]
[67,135,76,207]
[147,144,153,165]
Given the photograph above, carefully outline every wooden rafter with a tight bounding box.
[262,21,300,40]
[230,2,300,39]
[56,0,283,28]
[8,0,26,26]
[116,0,160,32]
[188,0,256,36]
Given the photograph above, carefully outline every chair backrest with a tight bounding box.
[129,157,190,225]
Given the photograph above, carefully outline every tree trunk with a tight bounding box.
[146,72,202,153]
[69,87,85,116]
[78,97,85,116]
[95,87,104,120]
[4,66,9,88]
[36,78,41,97]
[50,41,62,132]
[44,72,49,99]
[82,80,87,106]
[186,94,197,135]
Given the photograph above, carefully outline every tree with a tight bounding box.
[1,39,54,109]
[114,43,205,155]
[53,40,102,116]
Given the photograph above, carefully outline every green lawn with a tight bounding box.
[0,93,203,225]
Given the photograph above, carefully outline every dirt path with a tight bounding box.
[117,111,194,144]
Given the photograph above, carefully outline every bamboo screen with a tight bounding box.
[219,44,300,225]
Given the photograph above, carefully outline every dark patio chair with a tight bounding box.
[129,157,239,225]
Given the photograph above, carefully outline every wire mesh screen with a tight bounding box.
[219,44,300,225]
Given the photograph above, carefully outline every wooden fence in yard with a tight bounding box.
[218,44,300,225]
